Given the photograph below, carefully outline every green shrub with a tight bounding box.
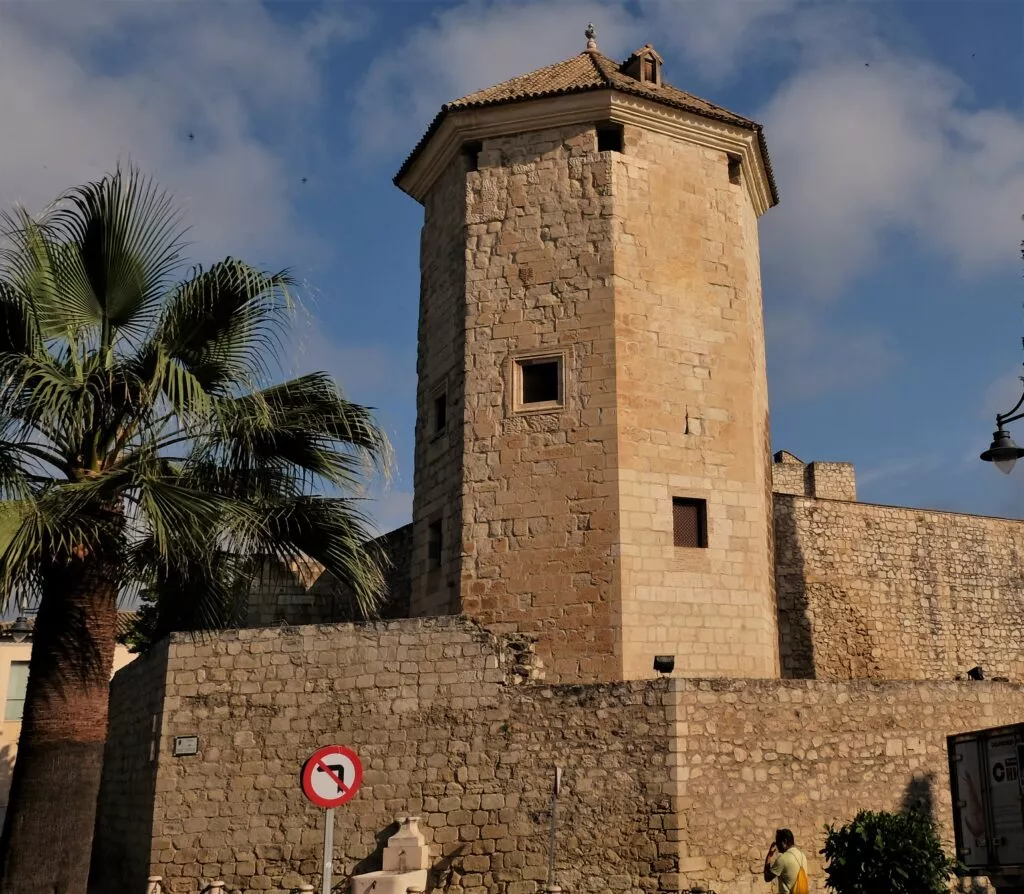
[821,809,957,894]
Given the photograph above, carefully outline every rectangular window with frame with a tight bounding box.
[514,354,564,411]
[5,661,28,721]
[672,497,708,548]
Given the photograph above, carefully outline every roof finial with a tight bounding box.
[585,23,597,52]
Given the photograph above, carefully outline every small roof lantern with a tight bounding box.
[622,44,664,87]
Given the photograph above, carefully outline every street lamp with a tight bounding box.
[8,615,30,644]
[981,389,1024,474]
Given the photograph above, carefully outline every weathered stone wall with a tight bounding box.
[409,156,469,618]
[245,558,336,628]
[373,523,414,618]
[246,525,414,627]
[91,640,170,893]
[451,123,623,681]
[775,493,1024,680]
[96,618,676,894]
[97,621,1024,894]
[613,123,776,681]
[669,678,1024,894]
[771,454,857,502]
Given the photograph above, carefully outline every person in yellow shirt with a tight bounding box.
[763,829,809,894]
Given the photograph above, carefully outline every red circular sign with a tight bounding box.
[301,745,363,808]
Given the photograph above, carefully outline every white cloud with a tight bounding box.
[0,1,361,266]
[767,310,901,400]
[858,453,947,490]
[761,55,1024,297]
[350,1,645,159]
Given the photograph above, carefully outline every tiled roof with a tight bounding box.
[395,48,778,205]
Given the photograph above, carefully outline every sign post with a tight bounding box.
[301,745,364,894]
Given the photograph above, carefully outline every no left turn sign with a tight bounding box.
[301,745,363,809]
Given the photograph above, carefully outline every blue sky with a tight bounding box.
[0,0,1021,530]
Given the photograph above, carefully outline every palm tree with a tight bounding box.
[0,168,390,893]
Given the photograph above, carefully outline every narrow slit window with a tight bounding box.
[432,391,447,435]
[463,141,482,172]
[728,154,742,185]
[517,356,562,407]
[5,661,28,721]
[596,123,624,154]
[672,498,708,548]
[427,520,443,570]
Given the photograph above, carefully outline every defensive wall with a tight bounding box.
[771,455,1024,682]
[95,617,1024,894]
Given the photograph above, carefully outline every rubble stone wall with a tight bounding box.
[96,618,676,894]
[669,678,1024,894]
[775,493,1024,680]
[452,123,624,681]
[96,619,1024,894]
[409,157,470,619]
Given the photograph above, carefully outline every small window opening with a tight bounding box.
[432,391,448,435]
[672,498,708,548]
[642,57,655,82]
[463,141,482,172]
[596,123,624,154]
[5,661,28,721]
[518,357,561,406]
[728,154,742,185]
[427,520,443,570]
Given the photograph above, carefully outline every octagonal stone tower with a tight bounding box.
[395,37,779,683]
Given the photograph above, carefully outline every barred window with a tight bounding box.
[672,498,708,548]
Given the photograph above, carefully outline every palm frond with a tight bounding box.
[200,372,392,492]
[43,165,186,344]
[154,259,294,394]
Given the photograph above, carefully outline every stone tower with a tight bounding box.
[396,36,779,682]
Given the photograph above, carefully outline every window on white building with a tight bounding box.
[5,661,29,721]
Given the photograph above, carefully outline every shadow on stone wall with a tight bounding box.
[90,644,169,894]
[773,496,816,678]
[901,771,936,822]
[350,820,400,876]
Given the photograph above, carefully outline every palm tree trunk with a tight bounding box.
[0,553,118,894]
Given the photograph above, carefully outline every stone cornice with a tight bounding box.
[395,91,776,217]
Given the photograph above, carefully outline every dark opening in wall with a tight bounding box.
[519,357,561,405]
[596,123,624,154]
[672,497,708,548]
[427,519,443,570]
[432,391,447,436]
[462,141,483,172]
[728,153,742,185]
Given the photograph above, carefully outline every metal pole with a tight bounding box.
[322,807,335,894]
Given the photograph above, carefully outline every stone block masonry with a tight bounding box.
[668,678,1024,894]
[95,618,676,894]
[775,493,1024,680]
[97,617,1024,894]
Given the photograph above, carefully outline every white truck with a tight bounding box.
[948,724,1024,891]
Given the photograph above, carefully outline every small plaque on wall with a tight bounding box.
[173,735,199,757]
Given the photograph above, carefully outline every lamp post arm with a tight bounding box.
[996,388,1024,428]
